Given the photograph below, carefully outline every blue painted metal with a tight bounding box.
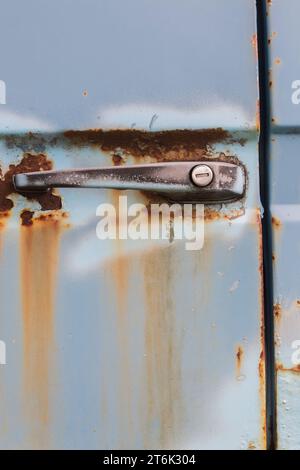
[0,0,265,449]
[266,0,300,450]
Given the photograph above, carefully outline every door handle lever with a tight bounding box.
[13,160,245,203]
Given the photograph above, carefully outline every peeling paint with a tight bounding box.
[63,128,246,162]
[0,153,62,225]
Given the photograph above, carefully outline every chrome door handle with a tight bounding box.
[13,161,245,203]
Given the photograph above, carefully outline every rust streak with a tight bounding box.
[235,345,244,378]
[142,248,181,448]
[20,217,62,448]
[103,189,132,447]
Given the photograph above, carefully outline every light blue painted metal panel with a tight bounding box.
[267,0,300,450]
[0,0,265,449]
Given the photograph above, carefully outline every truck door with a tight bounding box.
[0,0,266,449]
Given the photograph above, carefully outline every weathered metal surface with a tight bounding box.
[0,0,264,449]
[267,0,300,450]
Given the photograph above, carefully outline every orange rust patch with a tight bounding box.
[274,57,281,65]
[0,211,10,229]
[204,207,245,222]
[64,128,245,162]
[0,153,62,223]
[296,300,300,308]
[20,217,63,448]
[272,216,281,228]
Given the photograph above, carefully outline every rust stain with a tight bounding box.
[296,300,300,308]
[142,248,181,448]
[20,209,69,227]
[277,363,300,374]
[102,189,133,447]
[274,303,282,321]
[0,211,10,229]
[256,100,260,131]
[251,34,258,58]
[0,153,62,226]
[235,345,244,378]
[258,350,266,448]
[272,216,282,228]
[112,154,124,166]
[248,441,256,450]
[268,32,277,45]
[20,210,34,227]
[274,57,281,65]
[204,207,245,222]
[272,253,276,262]
[20,216,63,448]
[64,128,245,162]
